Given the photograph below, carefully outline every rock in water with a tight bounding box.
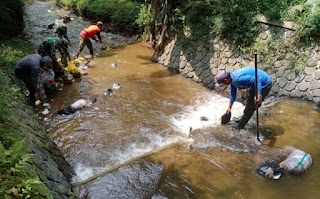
[200,116,209,121]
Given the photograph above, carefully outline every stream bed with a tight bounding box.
[24,1,320,198]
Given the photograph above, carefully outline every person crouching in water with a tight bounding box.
[14,55,52,104]
[74,21,104,59]
[215,67,272,129]
[38,37,70,80]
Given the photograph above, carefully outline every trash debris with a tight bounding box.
[112,83,121,89]
[71,99,92,109]
[65,61,81,77]
[221,112,231,124]
[257,162,283,180]
[111,63,117,68]
[42,108,49,115]
[200,116,209,121]
[35,100,41,106]
[104,88,113,96]
[57,105,77,115]
[279,149,312,174]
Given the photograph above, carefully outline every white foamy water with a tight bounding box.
[72,93,245,184]
[171,94,244,136]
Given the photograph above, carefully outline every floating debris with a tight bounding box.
[111,63,117,68]
[104,88,113,96]
[57,106,77,115]
[257,162,283,180]
[42,108,49,115]
[112,83,121,89]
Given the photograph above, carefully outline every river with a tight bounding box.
[24,1,320,199]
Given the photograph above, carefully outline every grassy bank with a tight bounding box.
[0,39,51,198]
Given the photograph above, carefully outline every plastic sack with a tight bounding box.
[279,149,312,174]
[65,61,81,77]
[42,69,55,89]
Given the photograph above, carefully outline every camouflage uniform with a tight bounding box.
[38,37,69,77]
[48,19,70,43]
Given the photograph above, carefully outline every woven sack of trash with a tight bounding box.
[279,149,312,174]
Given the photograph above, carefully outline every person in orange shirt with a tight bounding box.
[74,21,103,59]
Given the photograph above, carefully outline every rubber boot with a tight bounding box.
[89,51,94,59]
[234,113,253,129]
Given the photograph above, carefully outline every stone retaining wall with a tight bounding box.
[11,88,74,198]
[155,23,320,106]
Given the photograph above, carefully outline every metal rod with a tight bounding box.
[255,54,260,142]
[69,45,91,63]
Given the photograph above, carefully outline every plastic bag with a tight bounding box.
[42,69,55,89]
[279,149,312,174]
[65,61,81,77]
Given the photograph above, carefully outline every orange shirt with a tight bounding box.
[80,25,101,40]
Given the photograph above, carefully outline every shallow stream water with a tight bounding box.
[24,1,320,199]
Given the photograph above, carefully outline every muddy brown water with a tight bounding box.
[25,1,320,199]
[40,43,320,199]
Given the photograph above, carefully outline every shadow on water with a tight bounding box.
[260,125,285,147]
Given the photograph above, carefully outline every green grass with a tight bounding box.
[0,38,52,199]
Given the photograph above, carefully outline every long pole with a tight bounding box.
[255,54,260,142]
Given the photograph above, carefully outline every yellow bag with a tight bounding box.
[65,61,81,77]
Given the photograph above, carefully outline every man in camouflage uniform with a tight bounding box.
[38,37,70,78]
[48,15,71,46]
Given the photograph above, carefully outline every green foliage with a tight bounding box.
[284,0,320,39]
[136,4,153,27]
[111,0,141,34]
[56,0,142,34]
[0,0,24,38]
[0,140,50,198]
[0,38,52,198]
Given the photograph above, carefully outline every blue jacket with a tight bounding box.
[230,67,271,102]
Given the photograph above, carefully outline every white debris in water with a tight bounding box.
[111,63,117,68]
[71,99,92,109]
[42,108,49,115]
[112,83,121,89]
[171,94,244,136]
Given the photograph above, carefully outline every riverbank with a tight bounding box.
[0,38,74,198]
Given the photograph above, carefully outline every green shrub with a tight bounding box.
[0,0,24,38]
[56,0,142,34]
[284,0,320,39]
[111,1,141,34]
[0,38,51,199]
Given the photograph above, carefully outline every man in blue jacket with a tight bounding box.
[215,67,272,129]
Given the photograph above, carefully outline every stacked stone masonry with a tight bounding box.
[156,25,320,106]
